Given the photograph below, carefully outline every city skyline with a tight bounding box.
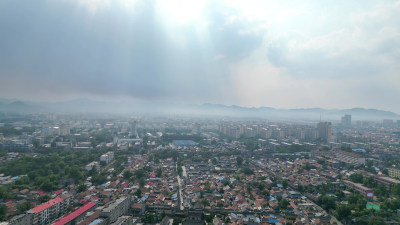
[1,0,400,113]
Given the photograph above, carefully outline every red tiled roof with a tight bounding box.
[54,189,64,195]
[132,203,143,209]
[53,202,95,225]
[31,197,63,213]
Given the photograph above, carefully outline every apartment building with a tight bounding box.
[374,175,400,188]
[26,195,71,225]
[100,197,131,224]
[389,168,400,179]
[343,180,373,197]
[335,151,366,165]
[110,216,133,225]
[100,152,114,165]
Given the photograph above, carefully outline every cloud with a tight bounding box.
[224,0,400,112]
[0,0,399,112]
[0,0,263,103]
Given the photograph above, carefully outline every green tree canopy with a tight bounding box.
[335,204,351,220]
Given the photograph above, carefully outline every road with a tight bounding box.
[176,164,185,210]
[182,165,187,178]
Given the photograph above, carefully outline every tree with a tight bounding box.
[363,176,375,188]
[135,189,142,198]
[356,198,367,210]
[354,216,387,225]
[27,171,38,181]
[135,169,146,179]
[302,162,316,170]
[173,218,182,225]
[18,201,34,213]
[139,178,146,188]
[392,183,400,196]
[0,204,7,221]
[14,176,30,186]
[156,168,162,178]
[204,181,211,193]
[261,190,270,198]
[282,179,288,189]
[317,195,336,211]
[223,180,230,186]
[177,166,183,176]
[279,198,290,210]
[241,168,254,175]
[335,204,351,221]
[69,166,83,183]
[141,213,155,223]
[381,198,400,210]
[201,198,209,206]
[246,185,253,195]
[38,194,51,203]
[77,183,86,193]
[123,170,133,180]
[236,156,243,166]
[41,181,54,192]
[349,174,364,183]
[0,187,8,200]
[374,184,388,199]
[348,193,364,206]
[92,173,107,185]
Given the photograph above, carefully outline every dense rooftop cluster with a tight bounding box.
[0,114,399,224]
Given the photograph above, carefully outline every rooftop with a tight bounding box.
[375,175,400,184]
[30,197,64,213]
[54,202,96,225]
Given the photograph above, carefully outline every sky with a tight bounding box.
[0,0,400,112]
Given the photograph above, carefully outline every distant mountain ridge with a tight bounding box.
[0,98,398,121]
[196,103,399,120]
[0,100,43,112]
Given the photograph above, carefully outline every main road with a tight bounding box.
[176,164,185,210]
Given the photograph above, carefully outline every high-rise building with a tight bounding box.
[341,114,351,127]
[383,119,394,128]
[60,124,70,136]
[317,121,332,142]
[130,121,138,138]
[192,123,201,135]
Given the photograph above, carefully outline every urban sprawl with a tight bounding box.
[0,114,400,225]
